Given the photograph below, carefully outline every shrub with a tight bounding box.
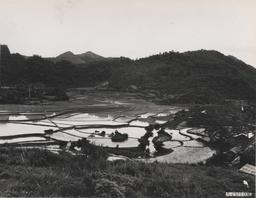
[94,178,125,198]
[23,149,63,167]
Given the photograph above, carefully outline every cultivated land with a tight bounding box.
[0,45,256,197]
[0,89,255,197]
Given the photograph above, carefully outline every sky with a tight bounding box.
[0,0,255,66]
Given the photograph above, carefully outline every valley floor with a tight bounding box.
[0,89,255,197]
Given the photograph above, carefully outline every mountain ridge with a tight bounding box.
[52,50,105,65]
[2,44,256,104]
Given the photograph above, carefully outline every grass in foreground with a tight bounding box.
[0,147,254,198]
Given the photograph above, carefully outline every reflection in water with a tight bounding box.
[77,127,145,138]
[8,115,28,120]
[50,127,146,148]
[180,128,202,139]
[163,141,182,149]
[52,120,126,127]
[156,113,170,117]
[145,128,215,163]
[57,113,113,121]
[129,120,149,127]
[0,114,47,121]
[0,102,215,164]
[165,129,190,141]
[155,120,167,124]
[183,140,205,147]
[0,137,46,144]
[0,123,56,136]
[89,137,139,148]
[50,131,81,142]
[51,113,125,127]
[138,113,155,119]
[147,146,215,164]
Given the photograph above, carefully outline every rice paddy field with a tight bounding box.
[0,89,215,163]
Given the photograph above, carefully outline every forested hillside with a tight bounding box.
[1,45,256,104]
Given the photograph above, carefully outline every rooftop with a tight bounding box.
[239,164,256,176]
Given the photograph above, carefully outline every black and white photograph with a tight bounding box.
[0,0,255,197]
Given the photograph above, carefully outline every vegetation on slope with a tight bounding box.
[166,104,256,166]
[2,46,256,104]
[0,147,254,197]
[110,50,256,103]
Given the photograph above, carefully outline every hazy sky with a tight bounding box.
[0,0,255,66]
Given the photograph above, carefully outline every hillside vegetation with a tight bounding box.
[2,46,256,104]
[109,50,256,103]
[0,148,254,197]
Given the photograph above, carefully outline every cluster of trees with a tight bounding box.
[2,54,130,88]
[109,50,256,103]
[2,54,75,86]
[2,49,256,104]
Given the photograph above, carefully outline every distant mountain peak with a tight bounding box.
[83,51,95,55]
[77,51,103,57]
[53,50,105,65]
[77,51,105,63]
[55,51,84,64]
[61,51,75,55]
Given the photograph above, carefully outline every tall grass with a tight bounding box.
[0,147,254,197]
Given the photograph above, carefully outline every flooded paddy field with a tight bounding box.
[0,90,215,164]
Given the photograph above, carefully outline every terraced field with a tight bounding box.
[0,90,215,163]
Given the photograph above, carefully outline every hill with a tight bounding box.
[77,51,105,63]
[108,50,256,103]
[52,51,105,65]
[54,51,85,64]
[2,44,256,104]
[0,44,11,65]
